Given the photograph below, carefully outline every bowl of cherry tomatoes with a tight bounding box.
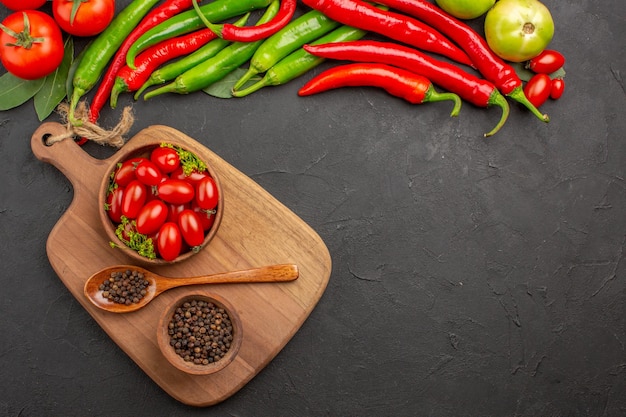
[99,136,223,264]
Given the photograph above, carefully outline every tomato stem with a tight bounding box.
[0,13,45,49]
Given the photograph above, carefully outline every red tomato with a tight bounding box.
[135,159,163,187]
[121,180,148,219]
[167,203,189,223]
[524,73,552,108]
[150,147,180,174]
[550,77,565,100]
[0,11,64,80]
[195,176,219,210]
[106,187,124,223]
[178,209,205,247]
[170,166,208,184]
[192,203,216,231]
[0,0,47,11]
[157,222,183,261]
[527,49,565,74]
[52,0,115,37]
[136,200,169,235]
[114,157,142,187]
[157,179,195,204]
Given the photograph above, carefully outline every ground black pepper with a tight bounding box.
[167,299,234,365]
[99,269,150,305]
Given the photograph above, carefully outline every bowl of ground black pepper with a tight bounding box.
[157,293,242,375]
[98,134,223,265]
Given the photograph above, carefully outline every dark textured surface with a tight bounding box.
[1,1,625,415]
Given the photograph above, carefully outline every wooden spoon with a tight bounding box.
[84,264,299,313]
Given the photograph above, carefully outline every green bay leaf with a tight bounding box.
[35,37,74,121]
[0,73,45,111]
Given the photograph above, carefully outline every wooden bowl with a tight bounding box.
[157,293,242,376]
[98,136,223,265]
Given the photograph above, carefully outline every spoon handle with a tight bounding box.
[158,264,299,291]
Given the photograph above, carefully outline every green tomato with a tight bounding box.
[435,0,495,20]
[484,0,554,63]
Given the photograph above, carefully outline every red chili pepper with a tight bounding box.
[85,0,198,143]
[204,0,296,42]
[109,28,218,108]
[298,63,462,117]
[304,40,510,137]
[300,0,473,67]
[371,0,549,123]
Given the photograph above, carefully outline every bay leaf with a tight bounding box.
[35,37,74,121]
[202,68,250,99]
[0,73,44,111]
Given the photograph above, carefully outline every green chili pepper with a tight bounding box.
[232,9,341,92]
[126,0,273,69]
[69,0,161,125]
[232,26,370,97]
[134,13,250,100]
[143,0,280,100]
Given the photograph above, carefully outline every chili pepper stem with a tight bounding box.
[143,80,183,100]
[110,77,129,109]
[507,86,550,123]
[232,75,270,97]
[233,68,258,92]
[425,85,461,117]
[484,91,510,137]
[69,88,86,126]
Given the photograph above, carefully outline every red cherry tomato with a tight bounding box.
[527,49,565,74]
[550,78,565,100]
[157,179,195,204]
[135,159,163,186]
[52,0,115,37]
[524,73,552,109]
[195,176,219,210]
[150,147,180,174]
[170,166,208,184]
[193,203,216,231]
[157,222,183,261]
[0,0,47,11]
[0,11,64,80]
[121,180,148,219]
[136,200,169,235]
[114,157,142,187]
[167,203,189,223]
[178,209,205,247]
[106,187,124,223]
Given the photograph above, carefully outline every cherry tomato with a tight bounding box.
[121,180,148,219]
[192,202,216,231]
[157,222,183,261]
[527,49,565,74]
[114,157,142,187]
[136,200,169,235]
[170,166,208,184]
[178,209,205,247]
[52,0,115,37]
[0,0,47,11]
[150,147,180,174]
[167,203,189,223]
[195,176,219,210]
[157,179,195,204]
[550,77,565,100]
[0,11,64,80]
[523,73,552,108]
[135,159,163,187]
[106,187,124,223]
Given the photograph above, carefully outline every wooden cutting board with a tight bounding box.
[31,123,332,407]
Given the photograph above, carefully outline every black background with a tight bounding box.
[1,0,625,416]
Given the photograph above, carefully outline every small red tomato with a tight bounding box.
[52,0,115,37]
[170,166,208,184]
[167,203,189,223]
[195,176,219,210]
[106,187,124,223]
[178,209,205,247]
[136,200,169,235]
[527,49,565,74]
[121,180,148,219]
[524,73,552,109]
[150,147,180,174]
[0,0,47,10]
[192,202,216,231]
[135,159,163,186]
[550,77,565,100]
[157,222,183,261]
[114,157,142,187]
[157,179,195,204]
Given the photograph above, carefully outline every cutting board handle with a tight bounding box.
[31,122,108,183]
